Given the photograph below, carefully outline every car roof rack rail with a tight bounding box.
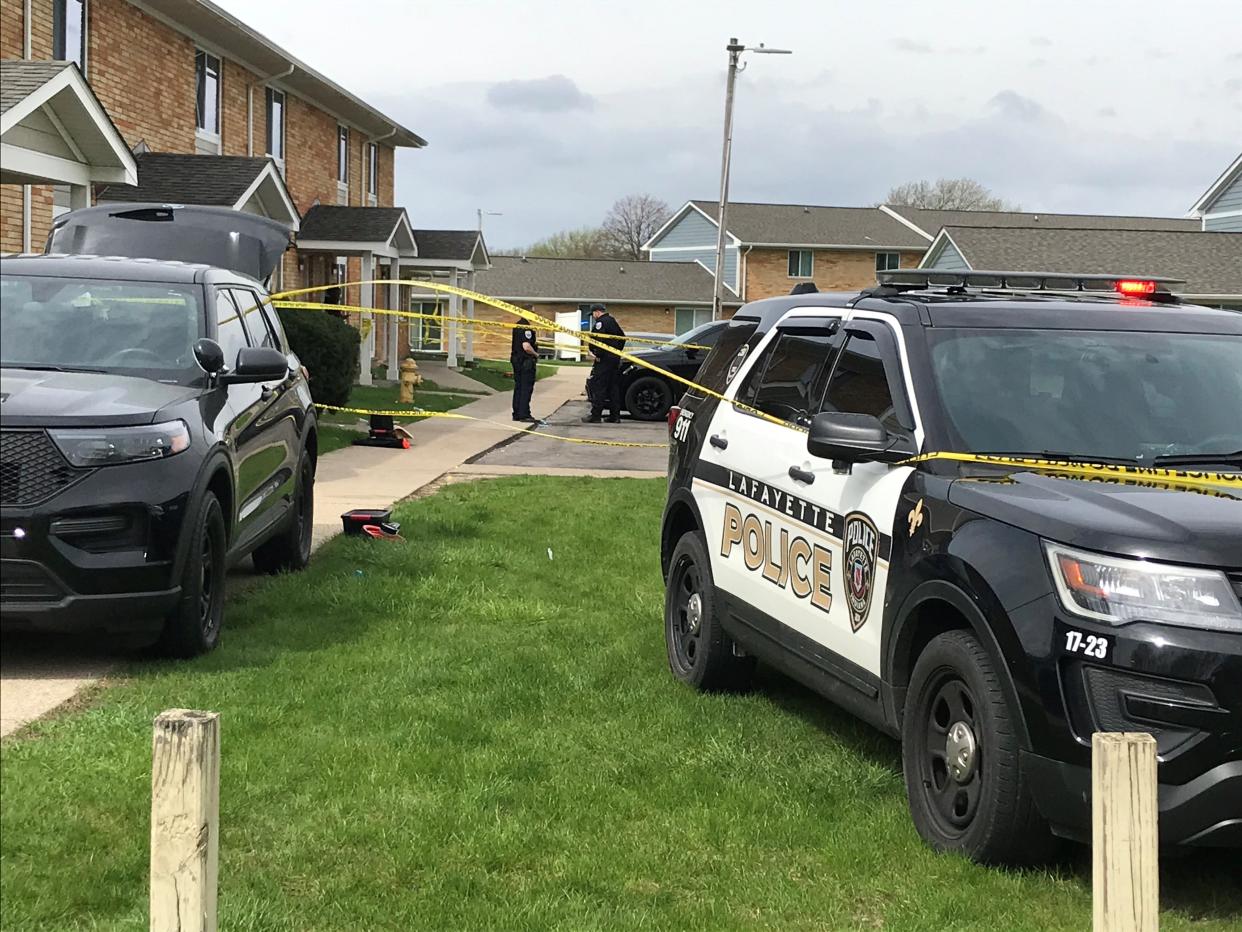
[873,269,1186,302]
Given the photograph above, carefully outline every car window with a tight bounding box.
[215,290,251,367]
[229,288,279,350]
[739,331,839,425]
[690,320,758,395]
[819,331,911,439]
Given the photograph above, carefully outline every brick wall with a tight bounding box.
[220,57,258,157]
[744,248,927,299]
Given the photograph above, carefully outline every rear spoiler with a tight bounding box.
[46,204,293,283]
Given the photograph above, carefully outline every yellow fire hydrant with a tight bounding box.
[398,357,422,403]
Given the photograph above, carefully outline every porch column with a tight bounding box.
[465,269,476,363]
[359,252,374,386]
[69,184,89,210]
[387,271,400,380]
[447,269,460,368]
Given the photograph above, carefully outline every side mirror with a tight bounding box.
[220,346,290,384]
[193,338,225,375]
[807,412,901,463]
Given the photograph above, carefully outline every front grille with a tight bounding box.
[0,430,87,506]
[0,561,65,603]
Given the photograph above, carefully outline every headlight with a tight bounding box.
[1044,542,1242,632]
[50,420,191,468]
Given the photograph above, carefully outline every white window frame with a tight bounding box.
[194,49,222,153]
[336,125,350,194]
[54,0,87,69]
[787,249,813,278]
[875,251,901,273]
[266,87,286,169]
[674,307,711,335]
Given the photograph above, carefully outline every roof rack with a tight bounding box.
[876,269,1185,295]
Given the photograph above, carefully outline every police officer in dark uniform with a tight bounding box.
[583,303,626,423]
[510,314,539,422]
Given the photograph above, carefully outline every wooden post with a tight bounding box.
[150,710,220,932]
[1093,732,1158,932]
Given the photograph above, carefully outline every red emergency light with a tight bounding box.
[1114,279,1157,296]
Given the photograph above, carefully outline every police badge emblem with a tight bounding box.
[842,511,879,631]
[725,344,750,384]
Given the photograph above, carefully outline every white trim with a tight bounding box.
[194,127,223,154]
[40,103,86,162]
[693,259,737,296]
[744,241,920,251]
[878,204,934,240]
[647,244,737,253]
[0,143,130,185]
[1189,152,1242,215]
[399,258,475,272]
[641,200,742,251]
[231,160,300,230]
[296,239,399,258]
[916,229,970,270]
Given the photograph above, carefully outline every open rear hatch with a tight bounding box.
[46,204,293,283]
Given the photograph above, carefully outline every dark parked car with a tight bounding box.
[1,205,317,656]
[619,320,729,420]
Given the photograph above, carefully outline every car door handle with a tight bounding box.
[710,434,728,450]
[788,465,815,485]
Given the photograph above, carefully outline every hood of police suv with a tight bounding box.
[948,469,1242,567]
[0,368,200,428]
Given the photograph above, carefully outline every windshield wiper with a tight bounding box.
[1150,450,1242,468]
[3,363,106,373]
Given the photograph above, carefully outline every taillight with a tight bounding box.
[668,405,681,435]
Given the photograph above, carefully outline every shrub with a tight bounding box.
[277,309,360,406]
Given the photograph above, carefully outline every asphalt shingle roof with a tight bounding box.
[688,199,926,249]
[943,226,1242,295]
[299,205,408,242]
[412,229,482,261]
[96,153,272,206]
[890,205,1199,237]
[474,256,726,304]
[0,59,73,113]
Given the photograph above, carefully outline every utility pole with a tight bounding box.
[711,38,792,320]
[477,208,502,234]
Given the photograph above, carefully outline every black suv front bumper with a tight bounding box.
[1012,594,1242,847]
[1,443,198,634]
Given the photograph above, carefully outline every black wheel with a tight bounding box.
[158,492,226,657]
[252,452,314,575]
[902,630,1054,864]
[664,531,754,691]
[625,376,674,421]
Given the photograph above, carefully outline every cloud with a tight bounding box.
[1098,106,1117,118]
[486,75,594,113]
[1031,36,1053,46]
[894,38,934,53]
[988,90,1048,122]
[1226,77,1242,94]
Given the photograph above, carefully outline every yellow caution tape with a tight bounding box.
[904,452,1241,491]
[315,403,665,449]
[272,300,711,351]
[273,281,1237,487]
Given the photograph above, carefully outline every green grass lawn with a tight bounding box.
[459,358,556,392]
[315,384,478,454]
[2,477,1238,930]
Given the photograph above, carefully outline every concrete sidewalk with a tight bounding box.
[311,366,583,545]
[415,360,496,395]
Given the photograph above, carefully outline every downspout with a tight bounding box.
[249,63,295,156]
[741,245,753,302]
[22,0,31,250]
[367,125,398,203]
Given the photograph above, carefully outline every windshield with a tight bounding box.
[928,328,1242,464]
[672,321,724,347]
[0,274,203,383]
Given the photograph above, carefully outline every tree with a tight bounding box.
[601,194,672,260]
[883,178,1019,211]
[523,226,611,259]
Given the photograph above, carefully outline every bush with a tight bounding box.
[277,309,360,406]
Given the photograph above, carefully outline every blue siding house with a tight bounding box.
[1190,152,1242,232]
[645,202,740,293]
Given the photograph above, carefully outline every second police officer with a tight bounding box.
[582,303,626,423]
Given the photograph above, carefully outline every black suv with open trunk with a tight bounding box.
[1,205,317,655]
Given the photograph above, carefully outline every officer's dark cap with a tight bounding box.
[590,303,607,312]
[789,282,819,295]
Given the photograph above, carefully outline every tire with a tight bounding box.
[664,531,755,692]
[252,452,314,575]
[902,629,1054,864]
[158,491,226,658]
[625,376,674,421]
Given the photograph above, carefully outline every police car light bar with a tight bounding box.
[876,269,1185,297]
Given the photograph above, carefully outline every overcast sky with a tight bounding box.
[219,0,1241,248]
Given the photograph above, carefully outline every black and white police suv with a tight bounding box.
[660,270,1241,863]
